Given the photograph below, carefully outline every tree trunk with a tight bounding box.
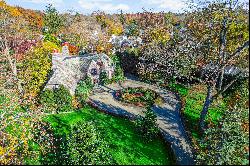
[218,66,225,91]
[199,85,213,132]
[4,46,23,95]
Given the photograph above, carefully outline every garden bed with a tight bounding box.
[114,87,164,107]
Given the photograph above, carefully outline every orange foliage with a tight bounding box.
[0,1,21,17]
[68,44,79,55]
[0,1,43,31]
[17,7,43,31]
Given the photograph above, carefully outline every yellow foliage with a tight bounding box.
[72,95,81,108]
[150,27,171,44]
[0,1,21,17]
[106,19,123,35]
[42,41,61,52]
[19,41,60,98]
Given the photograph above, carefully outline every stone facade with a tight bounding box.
[45,53,114,95]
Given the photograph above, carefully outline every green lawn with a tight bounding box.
[177,84,226,139]
[43,106,176,165]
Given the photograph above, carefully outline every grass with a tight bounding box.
[177,84,226,140]
[168,82,189,97]
[43,106,176,165]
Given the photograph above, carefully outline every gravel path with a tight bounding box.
[88,78,195,165]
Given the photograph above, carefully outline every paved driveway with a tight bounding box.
[88,78,195,165]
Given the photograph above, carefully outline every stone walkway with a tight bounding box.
[88,78,195,165]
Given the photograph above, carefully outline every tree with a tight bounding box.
[39,84,73,113]
[139,26,200,84]
[135,107,159,142]
[197,80,249,165]
[185,0,249,131]
[67,121,114,165]
[75,77,94,104]
[99,71,109,85]
[0,1,31,96]
[43,4,64,34]
[19,41,59,99]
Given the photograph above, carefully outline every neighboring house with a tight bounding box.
[201,63,249,78]
[108,34,143,50]
[45,53,114,95]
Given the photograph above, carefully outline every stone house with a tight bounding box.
[45,53,114,95]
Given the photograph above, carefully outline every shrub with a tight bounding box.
[43,33,61,46]
[67,121,114,165]
[197,103,249,165]
[110,54,125,82]
[149,27,171,45]
[32,121,67,165]
[54,85,73,112]
[19,41,60,98]
[75,77,94,105]
[135,107,159,142]
[112,66,125,83]
[40,85,73,113]
[39,88,56,112]
[125,19,139,36]
[99,71,109,85]
[117,87,159,107]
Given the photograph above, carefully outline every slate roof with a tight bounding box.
[45,53,111,95]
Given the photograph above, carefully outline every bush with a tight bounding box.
[99,71,109,85]
[135,107,159,142]
[43,33,61,47]
[110,54,125,83]
[19,41,60,98]
[39,89,56,112]
[125,19,139,36]
[197,103,249,165]
[113,66,125,83]
[54,85,73,112]
[67,121,114,165]
[40,85,73,113]
[149,27,171,45]
[75,77,94,105]
[32,120,68,165]
[117,87,159,107]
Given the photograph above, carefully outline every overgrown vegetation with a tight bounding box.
[75,76,94,105]
[135,107,160,142]
[0,0,249,164]
[40,85,73,113]
[67,121,114,165]
[19,41,60,98]
[43,106,175,165]
[197,80,249,165]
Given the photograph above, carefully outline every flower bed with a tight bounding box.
[115,87,162,107]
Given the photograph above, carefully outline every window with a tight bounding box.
[90,68,98,75]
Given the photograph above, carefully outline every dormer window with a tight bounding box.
[97,61,103,67]
[90,68,98,75]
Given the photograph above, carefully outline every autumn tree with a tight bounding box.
[0,0,33,95]
[185,0,249,131]
[197,80,249,165]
